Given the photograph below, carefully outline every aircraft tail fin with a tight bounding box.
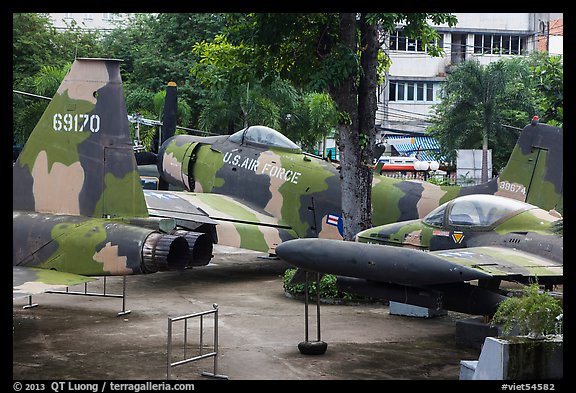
[13,58,149,218]
[496,118,563,214]
[161,81,177,144]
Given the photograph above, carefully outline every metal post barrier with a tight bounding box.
[167,304,228,380]
[45,276,131,316]
[298,271,328,355]
[23,295,38,309]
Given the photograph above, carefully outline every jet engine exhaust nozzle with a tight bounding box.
[171,230,214,267]
[141,232,190,273]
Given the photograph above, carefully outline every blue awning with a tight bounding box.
[386,136,441,162]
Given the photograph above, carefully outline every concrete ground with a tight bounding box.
[13,245,482,381]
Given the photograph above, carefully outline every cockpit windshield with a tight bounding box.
[229,125,301,152]
[424,194,547,228]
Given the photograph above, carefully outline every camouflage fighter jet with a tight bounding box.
[275,194,562,316]
[13,58,216,299]
[146,116,562,255]
[355,194,562,258]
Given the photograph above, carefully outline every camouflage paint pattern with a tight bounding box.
[13,58,148,218]
[151,191,298,252]
[493,122,563,214]
[355,196,563,274]
[155,128,342,252]
[432,247,562,279]
[153,121,562,254]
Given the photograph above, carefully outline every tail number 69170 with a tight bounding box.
[53,113,100,133]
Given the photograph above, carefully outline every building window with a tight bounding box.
[406,82,414,100]
[84,13,93,21]
[416,82,424,101]
[397,82,405,100]
[473,34,527,55]
[483,34,492,53]
[389,29,444,53]
[389,81,439,103]
[502,35,511,54]
[426,84,434,101]
[389,82,396,102]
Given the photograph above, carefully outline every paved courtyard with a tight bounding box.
[13,246,482,381]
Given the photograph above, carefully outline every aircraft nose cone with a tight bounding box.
[275,239,316,268]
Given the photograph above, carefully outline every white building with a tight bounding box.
[48,13,127,32]
[377,13,563,137]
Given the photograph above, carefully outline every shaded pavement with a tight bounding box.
[13,246,482,381]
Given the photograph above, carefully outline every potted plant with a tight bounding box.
[490,282,563,339]
[460,283,563,379]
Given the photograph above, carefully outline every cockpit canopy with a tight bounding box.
[229,125,301,152]
[423,194,558,228]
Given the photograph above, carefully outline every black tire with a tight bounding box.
[298,340,328,355]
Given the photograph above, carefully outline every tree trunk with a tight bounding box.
[357,14,379,232]
[330,13,359,241]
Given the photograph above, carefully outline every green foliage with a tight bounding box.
[125,87,156,114]
[225,13,341,89]
[283,268,367,302]
[300,92,338,153]
[376,50,392,85]
[491,283,563,339]
[358,133,370,150]
[191,34,304,134]
[338,111,352,126]
[33,64,71,97]
[13,13,103,145]
[308,44,360,91]
[426,175,452,186]
[527,52,563,127]
[13,13,58,83]
[428,53,563,171]
[101,13,226,128]
[427,57,540,172]
[305,92,338,132]
[13,13,103,82]
[191,34,257,88]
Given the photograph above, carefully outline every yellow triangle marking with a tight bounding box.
[452,232,464,243]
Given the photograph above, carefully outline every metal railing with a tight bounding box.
[166,304,228,380]
[29,276,131,316]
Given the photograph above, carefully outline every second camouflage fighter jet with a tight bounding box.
[275,194,563,316]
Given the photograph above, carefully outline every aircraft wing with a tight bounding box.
[13,267,96,299]
[429,246,563,280]
[144,190,299,253]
